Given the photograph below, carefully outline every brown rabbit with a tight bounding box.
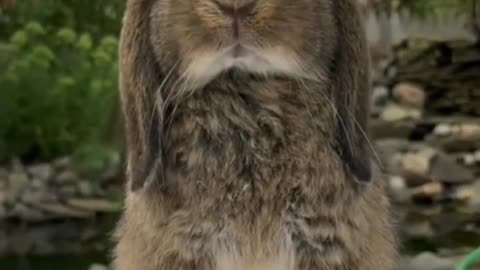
[113,0,397,269]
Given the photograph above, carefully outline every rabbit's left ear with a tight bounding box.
[331,0,372,184]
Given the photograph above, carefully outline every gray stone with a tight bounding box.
[78,181,95,197]
[55,170,77,184]
[9,172,29,197]
[67,198,120,212]
[60,185,78,196]
[430,152,475,184]
[381,103,422,122]
[408,252,455,270]
[36,202,92,218]
[53,156,72,170]
[31,178,46,190]
[0,167,8,182]
[12,203,45,221]
[403,221,435,239]
[10,158,24,173]
[393,82,426,108]
[433,124,452,137]
[27,163,53,181]
[89,264,109,270]
[21,188,55,205]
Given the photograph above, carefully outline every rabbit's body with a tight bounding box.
[114,0,396,269]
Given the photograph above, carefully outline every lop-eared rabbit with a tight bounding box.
[113,0,397,269]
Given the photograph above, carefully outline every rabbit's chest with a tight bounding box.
[163,84,343,203]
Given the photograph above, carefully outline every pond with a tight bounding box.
[1,204,479,270]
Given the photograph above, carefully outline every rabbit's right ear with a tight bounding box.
[119,0,164,192]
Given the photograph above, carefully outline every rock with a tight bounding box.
[411,182,444,200]
[12,203,45,221]
[78,181,95,197]
[27,163,53,182]
[403,221,435,239]
[404,252,456,270]
[371,85,389,116]
[401,153,431,176]
[375,139,411,159]
[452,181,480,206]
[388,176,413,203]
[10,158,24,173]
[463,154,476,166]
[55,170,77,184]
[59,185,78,197]
[457,124,480,140]
[475,150,480,162]
[21,188,55,205]
[393,82,426,108]
[0,204,6,218]
[36,202,93,218]
[433,124,452,137]
[430,153,475,184]
[9,172,29,198]
[0,167,8,182]
[67,198,120,212]
[31,178,46,190]
[381,104,421,122]
[89,264,109,270]
[53,156,72,170]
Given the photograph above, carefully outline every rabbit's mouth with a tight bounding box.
[182,43,309,90]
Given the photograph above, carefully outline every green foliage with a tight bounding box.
[0,0,125,38]
[394,0,477,18]
[0,21,119,161]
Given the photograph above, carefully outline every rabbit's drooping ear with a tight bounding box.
[332,0,372,184]
[119,0,164,191]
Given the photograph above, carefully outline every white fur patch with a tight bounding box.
[213,229,296,270]
[183,45,307,90]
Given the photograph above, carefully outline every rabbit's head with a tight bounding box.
[149,0,337,89]
[121,0,372,191]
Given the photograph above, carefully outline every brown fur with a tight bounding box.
[113,0,397,269]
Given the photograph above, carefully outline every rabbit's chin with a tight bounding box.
[181,44,310,90]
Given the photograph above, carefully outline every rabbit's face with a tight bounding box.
[151,0,336,88]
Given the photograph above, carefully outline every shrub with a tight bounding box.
[0,21,120,162]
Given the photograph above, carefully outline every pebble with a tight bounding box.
[463,154,476,166]
[412,182,444,199]
[371,85,389,107]
[392,82,426,108]
[430,153,475,184]
[67,198,120,212]
[53,156,72,170]
[403,252,456,270]
[381,104,422,122]
[474,151,480,162]
[0,167,8,182]
[55,170,78,184]
[27,164,53,182]
[9,172,29,196]
[10,158,24,173]
[35,202,93,218]
[78,181,95,197]
[12,203,45,221]
[401,153,431,176]
[457,124,480,140]
[433,124,452,137]
[89,264,109,270]
[403,221,435,238]
[59,185,78,197]
[31,178,46,190]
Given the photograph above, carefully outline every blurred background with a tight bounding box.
[0,0,479,269]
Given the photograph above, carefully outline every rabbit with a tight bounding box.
[113,0,397,269]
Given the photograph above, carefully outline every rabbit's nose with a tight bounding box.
[213,0,257,20]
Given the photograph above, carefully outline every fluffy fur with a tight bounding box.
[113,0,397,269]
